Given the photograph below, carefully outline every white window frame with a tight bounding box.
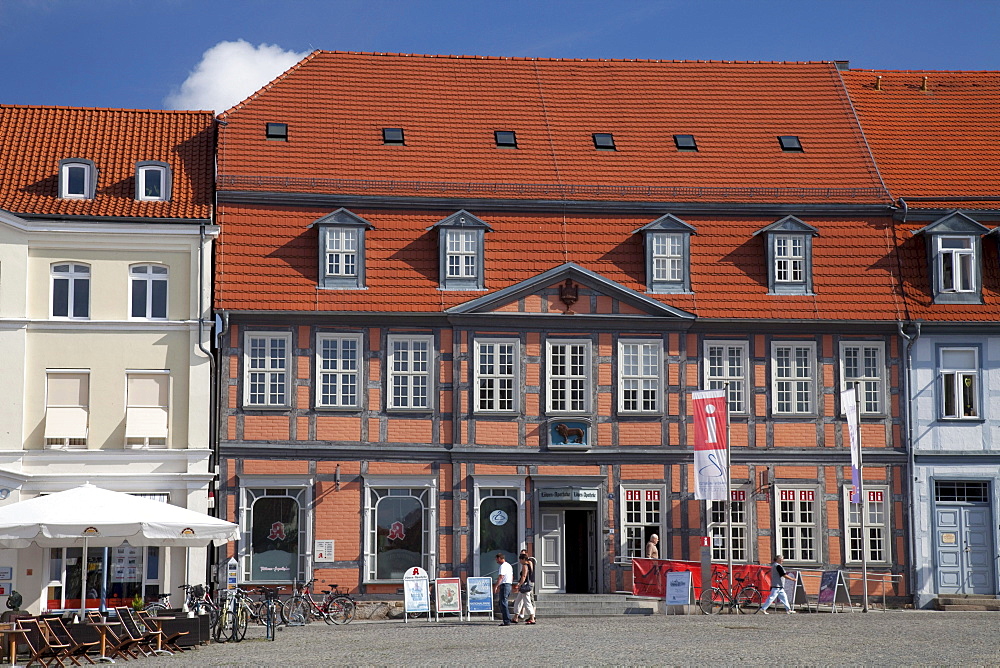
[124,370,169,449]
[474,338,518,413]
[325,228,359,278]
[243,332,291,408]
[363,475,437,583]
[617,339,662,414]
[650,232,684,283]
[59,160,95,199]
[709,488,751,563]
[50,263,90,319]
[238,481,311,583]
[936,236,976,293]
[774,487,819,563]
[620,486,664,559]
[445,229,478,279]
[774,234,805,283]
[136,163,170,201]
[387,335,433,411]
[129,264,168,320]
[840,341,885,416]
[315,333,362,409]
[771,342,816,416]
[939,346,980,419]
[546,339,592,414]
[44,370,90,449]
[843,486,890,565]
[704,340,749,414]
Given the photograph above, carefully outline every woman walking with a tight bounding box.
[512,553,536,624]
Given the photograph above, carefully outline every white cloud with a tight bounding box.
[165,40,308,113]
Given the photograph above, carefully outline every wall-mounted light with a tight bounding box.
[335,465,341,492]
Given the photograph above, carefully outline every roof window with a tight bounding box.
[592,133,616,150]
[674,135,697,151]
[778,136,803,152]
[495,131,517,148]
[265,123,288,141]
[383,128,405,145]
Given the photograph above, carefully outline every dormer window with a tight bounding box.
[429,210,492,290]
[59,158,97,199]
[754,216,818,296]
[310,208,373,289]
[135,161,172,201]
[916,212,988,304]
[635,214,695,294]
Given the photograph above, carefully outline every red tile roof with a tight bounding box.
[841,70,1000,208]
[217,52,887,204]
[0,105,214,219]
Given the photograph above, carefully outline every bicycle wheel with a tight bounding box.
[327,597,355,625]
[143,602,167,614]
[312,600,334,625]
[265,602,276,641]
[282,597,308,626]
[699,588,726,615]
[214,604,233,642]
[233,603,250,642]
[737,587,762,613]
[251,599,266,625]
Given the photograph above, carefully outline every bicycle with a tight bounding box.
[215,587,254,642]
[321,583,357,625]
[145,583,220,629]
[281,579,355,625]
[257,586,281,641]
[699,572,763,614]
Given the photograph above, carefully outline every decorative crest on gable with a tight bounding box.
[426,210,493,231]
[307,208,374,229]
[752,215,819,237]
[633,213,697,235]
[913,211,990,236]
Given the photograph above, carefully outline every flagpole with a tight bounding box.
[857,382,869,613]
[724,382,733,593]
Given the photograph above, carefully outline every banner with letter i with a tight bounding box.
[842,387,862,503]
[692,388,729,500]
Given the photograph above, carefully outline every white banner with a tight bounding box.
[842,388,862,503]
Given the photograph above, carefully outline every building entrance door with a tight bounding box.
[934,482,996,595]
[538,508,597,594]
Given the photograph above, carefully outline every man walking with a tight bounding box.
[760,554,796,614]
[493,552,514,626]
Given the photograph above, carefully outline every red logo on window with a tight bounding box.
[387,521,406,541]
[268,522,286,541]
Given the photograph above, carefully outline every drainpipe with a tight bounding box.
[196,223,218,589]
[897,319,920,606]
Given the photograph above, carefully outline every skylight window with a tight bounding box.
[778,136,803,152]
[674,135,697,151]
[266,123,288,141]
[383,128,405,145]
[593,133,616,150]
[495,131,517,148]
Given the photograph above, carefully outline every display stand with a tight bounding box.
[786,571,811,612]
[466,577,494,621]
[817,570,853,612]
[434,578,463,622]
[664,570,693,615]
[403,567,431,623]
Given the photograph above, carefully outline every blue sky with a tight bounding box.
[3,0,999,112]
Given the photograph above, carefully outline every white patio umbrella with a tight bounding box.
[0,483,238,613]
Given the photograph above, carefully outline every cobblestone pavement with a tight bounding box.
[158,611,1000,667]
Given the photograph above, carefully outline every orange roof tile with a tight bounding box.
[217,52,887,204]
[841,70,1000,207]
[0,105,214,219]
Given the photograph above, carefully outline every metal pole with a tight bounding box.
[857,382,870,613]
[725,382,733,593]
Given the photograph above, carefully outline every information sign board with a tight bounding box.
[403,567,430,619]
[435,577,463,620]
[665,570,692,606]
[314,540,335,562]
[467,577,493,614]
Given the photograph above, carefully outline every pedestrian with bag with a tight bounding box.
[512,553,536,624]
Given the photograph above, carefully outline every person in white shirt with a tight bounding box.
[493,552,514,626]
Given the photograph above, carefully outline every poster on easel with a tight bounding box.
[403,567,431,622]
[435,577,463,621]
[467,577,494,617]
[817,570,853,612]
[665,570,693,606]
[786,571,810,612]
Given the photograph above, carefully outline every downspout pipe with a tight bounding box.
[897,320,920,606]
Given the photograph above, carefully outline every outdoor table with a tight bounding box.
[86,621,120,663]
[0,627,27,667]
[147,616,175,656]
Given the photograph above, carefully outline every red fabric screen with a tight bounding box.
[632,559,770,597]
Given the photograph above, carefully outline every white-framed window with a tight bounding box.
[325,228,358,278]
[51,263,90,319]
[316,333,361,408]
[129,264,168,319]
[621,487,662,559]
[936,236,975,293]
[244,332,291,408]
[476,487,520,576]
[364,477,436,582]
[240,485,309,583]
[44,371,89,449]
[775,487,818,562]
[709,489,749,563]
[546,340,591,414]
[651,233,683,283]
[840,341,885,415]
[387,335,433,410]
[771,342,815,415]
[59,159,96,199]
[446,230,477,279]
[125,371,169,448]
[474,339,518,413]
[843,487,889,564]
[135,162,171,201]
[704,340,749,414]
[618,339,661,413]
[939,346,979,419]
[774,234,805,283]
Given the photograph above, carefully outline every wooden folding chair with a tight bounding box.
[17,617,70,667]
[112,608,158,658]
[84,611,138,662]
[137,610,188,654]
[43,618,98,666]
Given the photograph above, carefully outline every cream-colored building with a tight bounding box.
[0,105,218,613]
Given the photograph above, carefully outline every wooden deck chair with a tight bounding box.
[84,612,138,662]
[112,608,157,658]
[137,610,188,653]
[17,617,70,667]
[43,618,98,666]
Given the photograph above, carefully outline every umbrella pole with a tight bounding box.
[79,537,88,619]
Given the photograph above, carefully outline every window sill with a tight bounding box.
[938,416,984,423]
[315,405,362,411]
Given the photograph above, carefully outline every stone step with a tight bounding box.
[937,595,999,604]
[938,604,1000,612]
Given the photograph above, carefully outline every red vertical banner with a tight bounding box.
[692,388,729,500]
